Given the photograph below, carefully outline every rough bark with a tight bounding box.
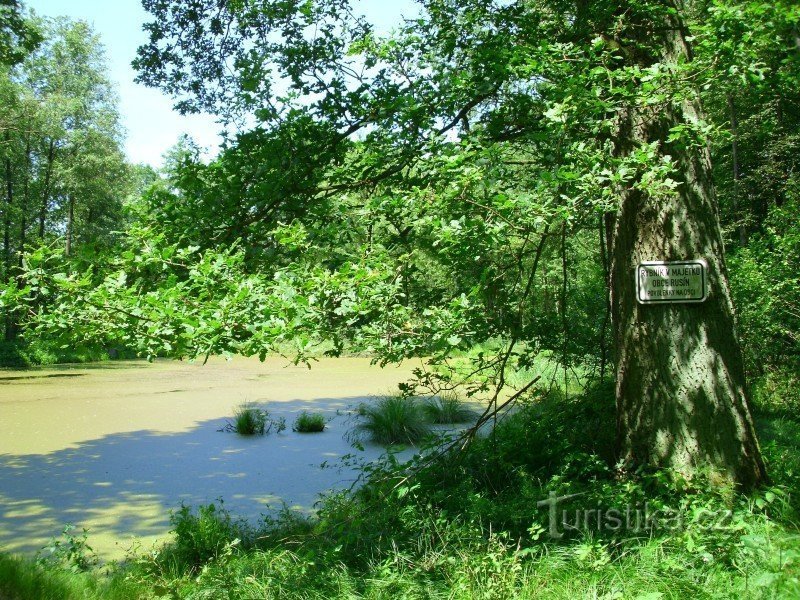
[609,3,766,487]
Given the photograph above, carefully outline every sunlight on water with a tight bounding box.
[0,356,419,560]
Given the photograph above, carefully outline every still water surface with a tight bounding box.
[0,356,418,559]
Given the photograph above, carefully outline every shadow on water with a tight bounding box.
[0,360,154,374]
[0,373,86,383]
[0,396,407,558]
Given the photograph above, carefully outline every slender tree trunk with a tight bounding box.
[39,138,54,238]
[609,2,765,487]
[3,132,14,341]
[19,134,30,268]
[560,224,569,397]
[65,194,74,256]
[599,214,611,382]
[3,134,12,276]
[727,93,747,246]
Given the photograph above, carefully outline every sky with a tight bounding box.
[24,0,419,168]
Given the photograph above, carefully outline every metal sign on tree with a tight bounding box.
[636,260,708,304]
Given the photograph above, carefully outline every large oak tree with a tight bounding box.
[59,0,766,486]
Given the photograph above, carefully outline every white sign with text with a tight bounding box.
[636,260,708,304]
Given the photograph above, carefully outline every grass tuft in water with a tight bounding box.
[354,394,430,445]
[234,403,268,435]
[222,403,285,436]
[293,411,326,433]
[422,391,475,424]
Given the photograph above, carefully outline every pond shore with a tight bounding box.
[0,356,422,560]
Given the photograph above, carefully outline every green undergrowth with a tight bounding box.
[2,378,799,599]
[0,339,135,368]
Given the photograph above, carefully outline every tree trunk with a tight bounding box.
[3,132,14,341]
[3,133,11,273]
[65,194,74,256]
[19,133,30,268]
[598,214,611,382]
[39,138,54,238]
[727,93,747,247]
[609,3,766,487]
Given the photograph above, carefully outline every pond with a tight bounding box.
[0,356,421,560]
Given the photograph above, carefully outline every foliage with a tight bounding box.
[752,368,800,417]
[293,411,326,433]
[421,391,475,424]
[15,0,789,401]
[5,377,800,598]
[166,501,249,571]
[729,196,800,377]
[0,339,35,366]
[0,338,128,367]
[352,394,431,445]
[0,0,797,594]
[35,524,97,573]
[9,1,795,430]
[0,0,41,66]
[0,14,132,354]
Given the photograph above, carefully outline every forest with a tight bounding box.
[0,0,799,598]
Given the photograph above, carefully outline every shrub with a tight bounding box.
[353,394,430,445]
[293,411,326,433]
[422,391,475,424]
[169,502,245,570]
[0,339,131,367]
[36,525,97,573]
[0,341,33,367]
[752,367,800,417]
[728,196,800,377]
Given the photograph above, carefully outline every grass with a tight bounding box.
[3,373,799,599]
[233,402,268,435]
[352,391,474,444]
[353,394,431,445]
[0,552,138,600]
[223,402,286,435]
[293,411,326,432]
[421,391,476,424]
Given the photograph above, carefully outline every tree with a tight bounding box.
[596,2,765,486]
[9,16,130,256]
[0,0,40,67]
[24,0,776,486]
[25,17,128,255]
[0,15,131,344]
